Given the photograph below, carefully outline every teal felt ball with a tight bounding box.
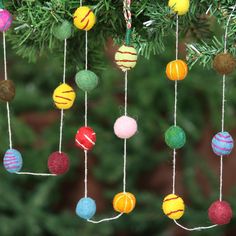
[53,20,72,41]
[76,197,96,220]
[75,70,98,92]
[165,125,186,149]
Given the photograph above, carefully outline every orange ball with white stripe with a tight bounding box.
[162,194,185,220]
[53,83,76,109]
[73,6,96,31]
[166,60,188,81]
[115,45,138,72]
[113,192,136,214]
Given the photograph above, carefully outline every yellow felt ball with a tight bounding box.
[113,192,136,214]
[115,45,138,72]
[73,6,96,31]
[53,83,76,110]
[168,0,190,15]
[162,194,185,220]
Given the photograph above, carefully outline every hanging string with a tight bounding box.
[174,220,217,231]
[88,213,123,224]
[219,2,236,202]
[16,172,57,176]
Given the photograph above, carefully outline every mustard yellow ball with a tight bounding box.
[53,83,76,110]
[168,0,190,15]
[73,6,96,31]
[162,194,185,220]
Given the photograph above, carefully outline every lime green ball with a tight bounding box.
[53,20,72,41]
[165,126,186,149]
[75,70,98,92]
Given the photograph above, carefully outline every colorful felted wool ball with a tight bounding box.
[76,197,96,220]
[211,131,234,156]
[115,45,138,72]
[162,194,185,220]
[168,0,190,16]
[113,192,136,214]
[53,20,72,41]
[165,125,186,149]
[48,151,70,175]
[0,80,15,102]
[208,200,232,225]
[166,60,188,81]
[75,126,96,151]
[53,83,76,110]
[213,53,236,75]
[3,149,23,173]
[0,9,12,32]
[75,70,98,92]
[73,6,96,31]
[114,116,137,139]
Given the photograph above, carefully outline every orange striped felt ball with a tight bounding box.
[113,192,136,214]
[166,60,188,81]
[115,45,138,72]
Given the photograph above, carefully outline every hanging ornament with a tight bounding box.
[213,53,236,75]
[48,152,70,175]
[0,80,15,102]
[113,192,136,214]
[76,197,97,220]
[168,0,190,16]
[166,60,188,81]
[0,9,12,32]
[3,149,23,173]
[53,20,72,41]
[165,125,186,149]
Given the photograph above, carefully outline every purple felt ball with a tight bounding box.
[0,9,12,32]
[114,116,137,139]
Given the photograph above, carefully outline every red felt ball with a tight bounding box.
[48,151,70,175]
[208,200,233,225]
[75,126,96,151]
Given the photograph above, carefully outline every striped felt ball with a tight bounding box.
[73,6,96,31]
[162,194,185,220]
[0,9,12,32]
[211,131,234,156]
[113,192,136,214]
[53,83,76,110]
[75,126,96,151]
[166,59,188,81]
[115,45,138,72]
[3,149,23,173]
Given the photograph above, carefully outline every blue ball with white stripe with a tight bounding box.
[211,132,234,156]
[3,149,23,173]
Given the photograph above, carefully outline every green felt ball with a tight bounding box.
[165,126,186,149]
[75,70,98,92]
[53,20,72,41]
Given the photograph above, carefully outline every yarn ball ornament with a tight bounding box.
[48,151,70,175]
[75,126,96,151]
[113,192,136,214]
[76,197,96,220]
[213,53,236,75]
[0,9,12,32]
[166,60,188,81]
[53,20,72,41]
[208,200,233,225]
[0,80,15,102]
[75,70,98,92]
[162,194,185,220]
[165,125,186,149]
[115,45,138,72]
[53,83,76,110]
[73,6,96,31]
[211,131,234,156]
[114,116,137,139]
[3,149,23,173]
[168,0,190,15]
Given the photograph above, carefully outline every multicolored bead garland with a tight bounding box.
[161,0,236,231]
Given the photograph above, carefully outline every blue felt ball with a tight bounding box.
[3,149,23,173]
[211,131,234,156]
[76,197,96,220]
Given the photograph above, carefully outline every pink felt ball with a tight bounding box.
[0,9,12,32]
[114,116,137,139]
[208,200,233,225]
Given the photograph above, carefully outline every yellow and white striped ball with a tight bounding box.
[53,83,76,110]
[73,6,96,31]
[168,0,190,16]
[113,192,136,214]
[115,45,138,72]
[162,194,185,220]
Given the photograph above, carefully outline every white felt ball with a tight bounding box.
[114,116,137,139]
